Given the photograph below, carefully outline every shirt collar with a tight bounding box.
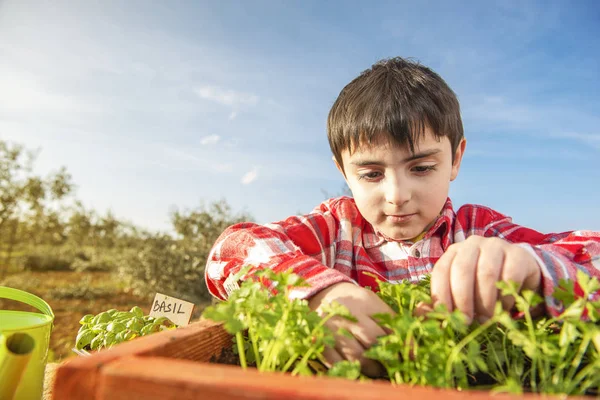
[362,198,455,249]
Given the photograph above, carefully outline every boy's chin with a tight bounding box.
[378,227,418,242]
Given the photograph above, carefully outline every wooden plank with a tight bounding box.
[54,318,593,400]
[136,318,231,361]
[52,319,230,399]
[99,356,523,400]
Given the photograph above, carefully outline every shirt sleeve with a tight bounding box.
[204,198,356,300]
[459,206,600,316]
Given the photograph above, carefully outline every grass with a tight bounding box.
[0,250,25,258]
[0,269,210,362]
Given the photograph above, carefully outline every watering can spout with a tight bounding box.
[0,332,36,400]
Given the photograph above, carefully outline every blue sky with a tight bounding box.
[1,0,599,234]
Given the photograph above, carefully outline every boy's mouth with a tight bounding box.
[386,213,415,223]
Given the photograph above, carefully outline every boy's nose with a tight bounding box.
[384,177,411,206]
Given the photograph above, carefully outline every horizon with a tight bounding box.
[1,1,599,234]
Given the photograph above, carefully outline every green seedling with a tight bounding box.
[75,306,177,351]
[203,267,600,396]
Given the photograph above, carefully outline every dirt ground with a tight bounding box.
[0,270,209,362]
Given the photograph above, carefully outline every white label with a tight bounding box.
[223,274,241,297]
[149,293,195,326]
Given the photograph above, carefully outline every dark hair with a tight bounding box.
[327,57,464,171]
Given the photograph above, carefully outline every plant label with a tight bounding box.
[223,274,241,296]
[149,293,195,326]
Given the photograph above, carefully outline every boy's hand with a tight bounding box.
[307,282,393,377]
[431,236,542,324]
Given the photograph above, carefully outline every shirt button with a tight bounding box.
[414,249,421,258]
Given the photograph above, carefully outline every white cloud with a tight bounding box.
[241,167,259,185]
[194,85,259,107]
[482,96,504,105]
[553,132,600,150]
[200,135,221,145]
[467,147,589,160]
[228,111,237,120]
[463,93,600,152]
[215,163,233,172]
[224,138,239,147]
[0,70,95,114]
[463,95,539,126]
[163,147,202,164]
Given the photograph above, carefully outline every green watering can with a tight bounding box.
[0,287,54,400]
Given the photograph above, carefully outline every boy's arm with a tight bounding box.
[459,206,600,316]
[204,198,356,300]
[205,198,392,377]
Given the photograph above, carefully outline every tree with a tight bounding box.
[0,140,73,277]
[170,199,251,244]
[67,201,94,247]
[321,183,352,200]
[93,210,121,248]
[118,199,252,303]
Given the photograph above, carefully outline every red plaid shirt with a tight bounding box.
[205,197,600,315]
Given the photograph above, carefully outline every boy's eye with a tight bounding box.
[412,165,436,174]
[358,171,382,181]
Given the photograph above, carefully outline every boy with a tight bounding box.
[205,57,600,377]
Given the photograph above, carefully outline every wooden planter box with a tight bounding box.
[52,319,584,400]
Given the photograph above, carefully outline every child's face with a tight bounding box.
[336,128,466,241]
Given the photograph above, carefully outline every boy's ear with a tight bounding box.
[333,156,352,189]
[333,156,346,178]
[450,139,467,181]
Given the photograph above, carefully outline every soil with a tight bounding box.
[209,345,241,366]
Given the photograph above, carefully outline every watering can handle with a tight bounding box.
[0,286,54,318]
